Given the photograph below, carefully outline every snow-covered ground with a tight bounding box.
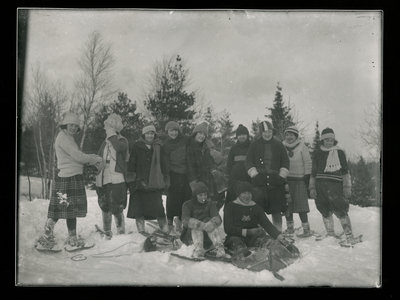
[16,176,381,287]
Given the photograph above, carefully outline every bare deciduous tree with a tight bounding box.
[74,31,116,149]
[357,102,381,161]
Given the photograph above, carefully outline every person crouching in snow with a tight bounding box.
[309,128,359,246]
[35,112,103,250]
[181,181,225,258]
[95,114,129,239]
[245,119,290,232]
[282,126,313,238]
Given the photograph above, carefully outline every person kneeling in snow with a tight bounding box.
[181,181,225,258]
[223,181,294,259]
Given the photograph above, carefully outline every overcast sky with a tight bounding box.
[23,9,382,160]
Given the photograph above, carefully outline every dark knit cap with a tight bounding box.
[236,181,253,197]
[236,124,250,137]
[191,181,208,196]
[165,121,180,132]
[192,122,209,136]
[321,127,335,140]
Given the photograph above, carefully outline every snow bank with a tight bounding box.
[17,177,381,287]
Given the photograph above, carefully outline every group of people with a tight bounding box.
[35,110,359,259]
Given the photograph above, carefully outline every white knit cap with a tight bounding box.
[142,125,157,135]
[104,113,124,132]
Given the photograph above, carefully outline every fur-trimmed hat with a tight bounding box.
[142,125,157,135]
[284,126,299,138]
[165,121,180,132]
[259,119,274,132]
[191,181,208,196]
[235,181,253,197]
[104,113,124,132]
[60,112,81,128]
[192,122,209,136]
[236,124,249,137]
[321,127,335,140]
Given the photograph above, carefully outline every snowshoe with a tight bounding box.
[296,231,314,238]
[339,234,363,248]
[64,236,95,252]
[170,252,206,262]
[34,235,62,253]
[204,247,232,263]
[314,231,344,241]
[142,229,182,252]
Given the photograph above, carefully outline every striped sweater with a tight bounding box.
[311,148,349,182]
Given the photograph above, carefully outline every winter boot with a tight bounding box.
[174,217,183,235]
[207,230,225,257]
[272,213,283,232]
[191,229,205,258]
[136,217,146,234]
[36,218,57,249]
[322,215,336,237]
[297,222,313,238]
[283,220,295,236]
[157,217,169,233]
[338,215,360,244]
[114,212,125,235]
[102,210,113,240]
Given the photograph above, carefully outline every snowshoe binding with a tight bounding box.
[64,236,95,252]
[34,235,62,253]
[339,234,363,248]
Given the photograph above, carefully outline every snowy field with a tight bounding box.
[16,176,381,287]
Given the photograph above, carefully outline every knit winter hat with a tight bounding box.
[142,125,157,135]
[235,181,253,197]
[284,126,299,138]
[191,181,208,196]
[60,112,81,128]
[236,124,250,137]
[192,122,209,136]
[165,121,180,132]
[104,113,124,132]
[321,127,335,140]
[259,119,274,132]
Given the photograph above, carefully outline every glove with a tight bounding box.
[342,174,352,199]
[203,221,217,233]
[303,174,310,188]
[309,176,317,199]
[247,167,259,178]
[310,189,317,199]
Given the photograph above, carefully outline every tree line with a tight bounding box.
[18,31,380,207]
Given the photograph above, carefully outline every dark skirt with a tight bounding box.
[127,186,165,220]
[166,171,192,219]
[287,179,310,214]
[47,174,87,219]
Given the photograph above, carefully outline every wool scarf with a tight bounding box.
[320,145,342,172]
[282,139,301,158]
[140,137,165,190]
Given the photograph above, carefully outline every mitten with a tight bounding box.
[309,176,317,199]
[247,167,259,178]
[342,173,352,199]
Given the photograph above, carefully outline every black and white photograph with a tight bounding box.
[16,9,382,287]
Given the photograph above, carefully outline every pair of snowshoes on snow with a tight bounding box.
[34,234,95,253]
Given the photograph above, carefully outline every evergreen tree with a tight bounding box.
[310,121,321,159]
[251,118,261,139]
[216,110,235,156]
[349,156,375,207]
[144,55,196,134]
[266,82,295,141]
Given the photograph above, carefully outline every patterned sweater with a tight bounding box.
[55,130,98,177]
[311,148,349,182]
[283,140,312,179]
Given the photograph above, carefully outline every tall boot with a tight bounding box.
[283,220,294,235]
[322,214,335,237]
[207,230,225,257]
[37,218,57,249]
[44,218,56,239]
[157,216,169,233]
[113,212,125,234]
[174,217,183,234]
[102,210,113,239]
[136,217,145,233]
[339,215,353,240]
[297,222,313,238]
[272,213,282,232]
[191,229,205,258]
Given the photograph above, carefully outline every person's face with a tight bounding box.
[237,134,248,143]
[238,191,252,204]
[195,132,206,143]
[196,192,208,204]
[284,132,297,144]
[261,129,273,141]
[323,137,335,149]
[144,131,155,142]
[168,129,179,139]
[66,124,79,135]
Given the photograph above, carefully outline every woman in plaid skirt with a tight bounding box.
[36,112,103,250]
